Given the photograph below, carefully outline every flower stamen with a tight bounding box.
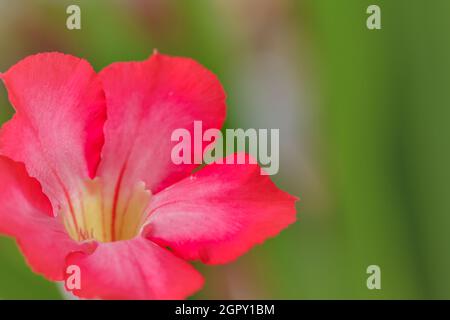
[62,178,151,242]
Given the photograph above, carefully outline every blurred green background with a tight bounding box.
[0,0,449,299]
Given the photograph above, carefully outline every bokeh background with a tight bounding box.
[0,0,449,299]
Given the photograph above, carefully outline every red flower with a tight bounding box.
[0,52,297,299]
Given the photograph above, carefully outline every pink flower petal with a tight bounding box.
[144,153,298,264]
[97,52,226,196]
[66,237,204,300]
[0,52,106,208]
[0,156,90,281]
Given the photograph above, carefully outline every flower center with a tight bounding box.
[61,179,152,243]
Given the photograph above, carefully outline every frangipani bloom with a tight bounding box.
[0,52,297,299]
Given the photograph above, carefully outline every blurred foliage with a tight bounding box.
[0,0,449,299]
